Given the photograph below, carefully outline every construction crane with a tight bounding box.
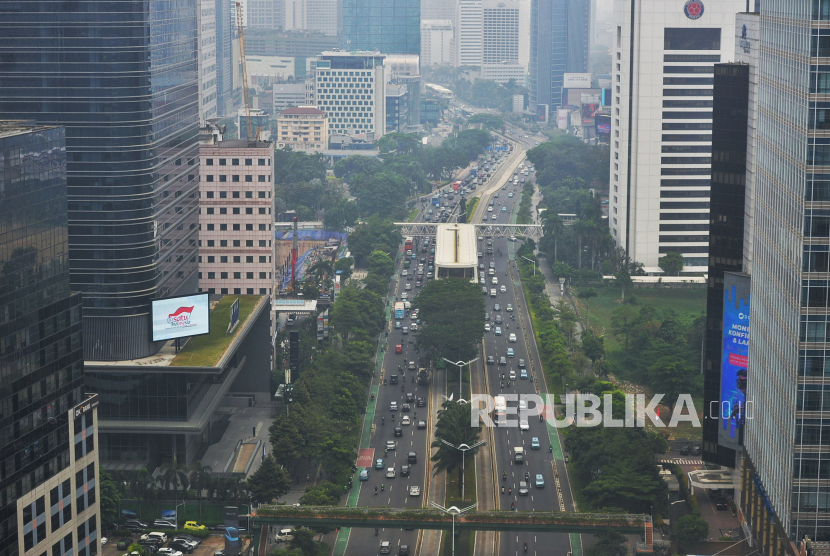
[235,1,254,141]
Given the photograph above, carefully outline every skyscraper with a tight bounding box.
[216,0,236,117]
[0,1,202,360]
[528,0,590,110]
[740,0,830,546]
[342,0,421,55]
[452,0,483,67]
[608,0,744,273]
[199,0,219,123]
[0,121,99,556]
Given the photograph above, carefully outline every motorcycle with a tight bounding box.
[371,393,375,401]
[503,472,507,481]
[510,502,515,510]
[501,486,505,494]
[565,455,570,463]
[375,486,378,495]
[382,417,385,425]
[524,541,528,552]
[381,483,385,491]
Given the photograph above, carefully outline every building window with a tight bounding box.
[663,28,720,50]
[234,256,241,263]
[233,208,240,214]
[220,240,228,247]
[208,272,216,279]
[206,159,214,165]
[245,175,253,182]
[233,240,241,247]
[259,240,268,247]
[246,224,253,231]
[206,175,214,182]
[233,224,240,231]
[232,158,239,165]
[232,175,240,182]
[221,272,228,279]
[246,207,253,215]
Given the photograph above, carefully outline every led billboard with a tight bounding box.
[719,272,750,449]
[151,293,210,342]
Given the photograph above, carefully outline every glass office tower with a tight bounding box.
[743,0,830,545]
[0,1,201,360]
[0,122,88,556]
[341,0,421,55]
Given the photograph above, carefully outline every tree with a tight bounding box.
[299,483,343,506]
[587,529,628,556]
[367,250,394,280]
[157,461,190,501]
[674,514,709,545]
[578,288,598,330]
[414,279,485,363]
[248,454,292,503]
[269,416,304,469]
[288,528,318,556]
[581,332,605,368]
[658,252,685,276]
[646,354,698,410]
[99,466,122,528]
[129,468,155,518]
[323,198,359,230]
[334,257,354,282]
[333,155,383,181]
[347,217,401,261]
[189,461,213,507]
[273,148,327,184]
[610,305,639,351]
[431,401,484,489]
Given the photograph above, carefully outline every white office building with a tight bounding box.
[452,0,527,83]
[421,20,454,66]
[274,82,308,111]
[284,0,338,35]
[609,0,745,273]
[198,0,218,123]
[312,50,386,141]
[452,0,483,67]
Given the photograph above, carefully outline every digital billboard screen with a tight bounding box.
[719,272,750,449]
[151,293,210,342]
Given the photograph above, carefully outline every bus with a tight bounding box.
[404,237,414,252]
[452,181,461,191]
[394,302,405,319]
[432,194,440,206]
[494,395,507,425]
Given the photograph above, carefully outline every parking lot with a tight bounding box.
[103,535,227,556]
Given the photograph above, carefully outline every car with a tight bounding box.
[416,281,422,287]
[395,321,401,329]
[395,344,403,354]
[478,251,483,258]
[394,426,403,437]
[386,440,396,451]
[417,397,426,407]
[502,207,507,212]
[509,370,516,380]
[390,374,399,384]
[679,445,690,455]
[360,469,369,480]
[520,369,528,380]
[487,355,495,365]
[183,522,205,532]
[506,348,514,357]
[518,359,526,368]
[500,285,507,293]
[152,520,176,529]
[401,292,408,300]
[487,206,493,212]
[531,437,540,449]
[400,465,410,477]
[494,304,501,311]
[492,276,499,285]
[499,356,507,366]
[484,323,492,332]
[418,420,427,429]
[482,286,488,295]
[409,485,421,496]
[101,538,108,546]
[520,420,530,431]
[405,283,411,290]
[508,236,517,242]
[399,545,410,555]
[479,262,485,270]
[494,315,503,324]
[518,481,529,495]
[408,451,417,463]
[535,474,545,488]
[386,467,396,478]
[509,333,517,343]
[380,541,392,554]
[173,535,201,545]
[141,533,168,544]
[390,401,398,411]
[506,304,513,312]
[122,520,148,531]
[158,550,183,556]
[509,192,514,198]
[495,326,502,335]
[375,458,385,469]
[691,445,701,455]
[402,415,411,426]
[406,392,415,402]
[480,276,486,285]
[167,541,194,554]
[402,403,411,412]
[117,539,134,550]
[491,214,497,220]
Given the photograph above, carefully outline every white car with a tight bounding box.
[101,538,108,547]
[487,206,493,212]
[410,485,421,496]
[484,323,491,332]
[520,420,530,431]
[405,283,411,290]
[386,468,396,478]
[401,292,408,300]
[140,533,168,544]
[491,277,498,285]
[500,285,507,293]
[158,550,183,556]
[509,333,517,343]
[509,370,517,380]
[519,400,527,411]
[491,214,497,220]
[402,415,411,425]
[506,304,513,312]
[410,323,418,331]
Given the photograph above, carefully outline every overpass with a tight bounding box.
[251,506,652,536]
[396,222,544,238]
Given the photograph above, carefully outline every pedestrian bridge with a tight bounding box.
[252,506,651,535]
[396,223,543,238]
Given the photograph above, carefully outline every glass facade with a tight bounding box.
[0,1,201,360]
[85,372,210,422]
[341,0,420,56]
[0,123,85,556]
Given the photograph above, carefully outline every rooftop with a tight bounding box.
[201,139,273,149]
[86,295,266,369]
[435,223,477,268]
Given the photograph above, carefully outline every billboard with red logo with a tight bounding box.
[151,293,211,342]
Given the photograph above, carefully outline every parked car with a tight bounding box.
[173,535,201,545]
[158,549,183,556]
[168,541,194,554]
[123,520,148,531]
[152,520,176,529]
[183,522,205,532]
[117,539,134,550]
[140,533,168,544]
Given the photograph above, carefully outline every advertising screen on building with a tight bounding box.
[719,272,750,449]
[151,293,210,342]
[563,73,592,89]
[596,115,611,135]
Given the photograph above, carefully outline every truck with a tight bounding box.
[394,302,405,319]
[514,446,525,464]
[494,395,507,425]
[417,367,430,385]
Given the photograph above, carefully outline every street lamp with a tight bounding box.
[440,440,485,502]
[442,358,478,400]
[520,255,536,276]
[430,502,477,556]
[175,502,185,529]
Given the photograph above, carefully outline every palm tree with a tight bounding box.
[309,259,334,285]
[570,219,592,270]
[543,214,565,262]
[189,462,213,517]
[130,468,156,519]
[158,461,190,504]
[431,401,484,494]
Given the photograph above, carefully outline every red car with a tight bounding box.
[395,344,403,354]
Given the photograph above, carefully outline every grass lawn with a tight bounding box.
[445,456,477,507]
[407,206,420,222]
[439,529,473,556]
[579,286,706,351]
[171,295,262,367]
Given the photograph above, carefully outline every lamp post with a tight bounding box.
[430,502,476,556]
[520,255,536,276]
[175,502,185,529]
[442,357,478,400]
[440,440,485,502]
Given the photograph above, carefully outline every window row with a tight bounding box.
[204,158,269,166]
[203,223,270,231]
[203,239,270,247]
[204,287,270,295]
[204,207,268,215]
[201,255,270,264]
[205,174,268,183]
[205,190,269,199]
[201,272,271,280]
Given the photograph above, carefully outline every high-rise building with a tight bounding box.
[244,28,340,57]
[199,0,219,123]
[274,83,310,111]
[248,0,285,28]
[452,0,483,67]
[421,20,455,66]
[198,139,275,295]
[0,1,202,360]
[342,0,421,55]
[284,0,338,35]
[608,0,744,273]
[422,0,456,20]
[739,0,830,547]
[0,121,98,556]
[312,50,387,140]
[528,0,590,110]
[216,0,236,117]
